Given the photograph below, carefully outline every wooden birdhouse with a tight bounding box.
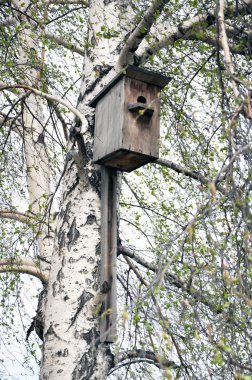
[89,66,171,172]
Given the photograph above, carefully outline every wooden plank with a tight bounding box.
[96,149,156,172]
[123,77,160,158]
[100,166,117,343]
[93,79,124,163]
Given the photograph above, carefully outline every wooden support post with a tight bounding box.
[100,166,117,343]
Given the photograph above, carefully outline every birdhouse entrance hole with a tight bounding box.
[137,96,146,103]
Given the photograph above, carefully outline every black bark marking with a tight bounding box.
[67,217,80,251]
[85,140,93,160]
[69,290,93,328]
[26,288,46,341]
[52,268,64,297]
[58,230,65,250]
[59,201,71,222]
[72,349,95,380]
[58,201,72,250]
[69,125,81,140]
[64,174,80,200]
[77,88,85,104]
[57,348,69,357]
[52,281,57,297]
[91,266,99,289]
[82,327,99,346]
[57,268,64,282]
[85,278,92,286]
[86,214,96,225]
[89,169,101,195]
[44,324,65,341]
[72,328,100,380]
[46,325,54,336]
[87,256,95,264]
[83,65,112,97]
[95,242,101,256]
[36,133,45,144]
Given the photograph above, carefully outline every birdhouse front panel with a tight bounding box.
[122,77,160,158]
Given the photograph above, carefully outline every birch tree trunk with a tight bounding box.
[40,1,133,378]
[15,0,54,271]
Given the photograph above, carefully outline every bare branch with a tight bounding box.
[0,258,36,267]
[117,0,170,67]
[118,245,155,270]
[0,114,22,135]
[217,0,240,97]
[123,255,189,373]
[0,83,88,130]
[120,245,223,314]
[154,158,228,196]
[44,30,86,56]
[136,14,210,64]
[155,158,207,184]
[0,210,37,225]
[112,349,179,371]
[0,259,48,283]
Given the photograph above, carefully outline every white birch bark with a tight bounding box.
[14,0,53,273]
[40,1,134,379]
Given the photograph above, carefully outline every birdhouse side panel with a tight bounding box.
[122,77,160,159]
[93,79,125,163]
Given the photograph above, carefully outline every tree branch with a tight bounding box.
[154,158,229,195]
[0,83,88,130]
[44,30,86,56]
[122,255,189,374]
[0,258,48,283]
[217,0,240,97]
[136,0,252,64]
[112,349,179,372]
[0,17,86,56]
[0,210,37,225]
[117,0,170,67]
[120,245,223,315]
[215,143,251,183]
[155,158,207,184]
[118,245,155,270]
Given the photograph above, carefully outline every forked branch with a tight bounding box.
[118,0,170,67]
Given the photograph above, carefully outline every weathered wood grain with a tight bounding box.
[100,166,117,343]
[93,79,124,163]
[123,76,160,158]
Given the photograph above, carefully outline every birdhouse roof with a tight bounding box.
[88,65,171,108]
